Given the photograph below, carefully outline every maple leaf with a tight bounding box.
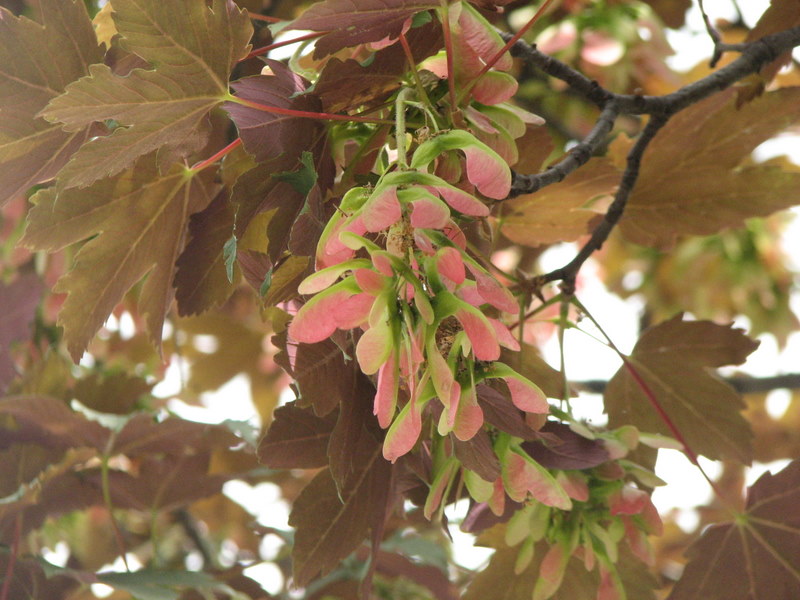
[500,158,617,247]
[21,157,219,360]
[289,440,392,586]
[0,273,43,394]
[41,0,252,189]
[0,0,103,206]
[618,87,800,249]
[174,191,238,316]
[224,60,324,165]
[669,459,800,600]
[312,19,443,113]
[289,0,439,58]
[258,402,337,469]
[605,315,758,463]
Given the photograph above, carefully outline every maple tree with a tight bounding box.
[2,0,800,598]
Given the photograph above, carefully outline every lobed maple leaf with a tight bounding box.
[618,87,800,249]
[41,0,252,190]
[0,0,103,206]
[289,0,440,58]
[500,158,618,246]
[21,157,219,361]
[668,459,800,600]
[605,315,758,463]
[289,439,393,586]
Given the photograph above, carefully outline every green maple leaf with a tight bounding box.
[669,459,800,600]
[41,0,252,190]
[605,315,758,463]
[21,157,219,361]
[618,87,800,249]
[0,0,103,205]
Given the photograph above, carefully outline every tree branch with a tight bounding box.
[574,373,800,395]
[509,102,619,198]
[502,24,800,291]
[540,115,666,292]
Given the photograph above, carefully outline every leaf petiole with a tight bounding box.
[225,93,395,125]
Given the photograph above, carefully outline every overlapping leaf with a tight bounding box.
[258,402,337,469]
[605,315,758,463]
[0,0,102,205]
[290,0,439,58]
[22,157,218,360]
[500,159,618,246]
[669,459,800,599]
[289,442,392,586]
[0,273,43,393]
[619,87,800,248]
[41,0,253,189]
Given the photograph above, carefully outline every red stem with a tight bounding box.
[619,355,729,501]
[571,298,730,503]
[243,31,327,61]
[231,96,394,124]
[248,13,282,23]
[0,516,22,600]
[475,0,557,79]
[439,1,458,110]
[190,138,242,172]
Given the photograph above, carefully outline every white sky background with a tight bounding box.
[80,0,800,595]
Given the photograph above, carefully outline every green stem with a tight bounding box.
[395,87,413,168]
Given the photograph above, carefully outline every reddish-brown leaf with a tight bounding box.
[258,402,337,469]
[42,0,253,189]
[21,158,219,360]
[0,0,102,205]
[174,190,238,316]
[0,273,43,393]
[669,459,800,600]
[225,60,323,164]
[313,20,443,113]
[605,315,758,463]
[453,429,502,482]
[290,0,439,58]
[500,158,617,247]
[619,88,800,249]
[283,338,358,417]
[111,414,240,458]
[521,422,609,471]
[289,444,393,586]
[0,395,109,452]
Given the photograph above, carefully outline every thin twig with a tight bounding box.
[542,115,667,292]
[509,102,619,198]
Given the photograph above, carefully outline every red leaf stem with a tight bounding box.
[439,0,458,111]
[229,95,395,124]
[189,138,242,172]
[247,13,282,23]
[243,31,327,61]
[573,298,730,504]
